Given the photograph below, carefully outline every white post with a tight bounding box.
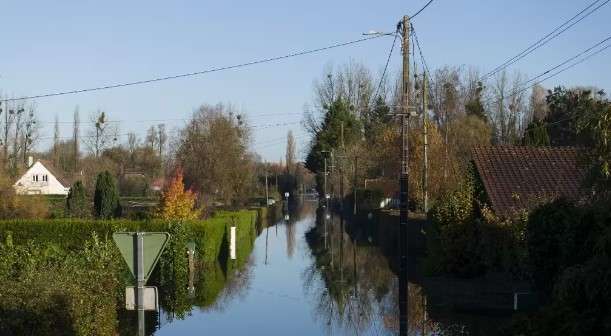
[230,226,236,260]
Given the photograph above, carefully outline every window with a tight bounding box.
[32,175,39,182]
[42,175,48,182]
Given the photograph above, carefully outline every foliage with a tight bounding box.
[176,103,253,205]
[426,168,527,278]
[503,200,611,335]
[0,234,122,336]
[573,90,611,193]
[544,87,583,146]
[305,98,363,195]
[464,81,487,122]
[526,199,608,298]
[66,180,89,218]
[93,171,121,219]
[0,173,49,219]
[522,119,551,146]
[156,169,199,220]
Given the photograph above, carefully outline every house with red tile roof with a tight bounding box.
[471,146,587,217]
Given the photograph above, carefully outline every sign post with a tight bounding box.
[113,232,170,336]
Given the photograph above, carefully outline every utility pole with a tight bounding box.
[265,172,269,207]
[422,72,429,213]
[398,15,410,336]
[339,122,344,212]
[353,155,358,215]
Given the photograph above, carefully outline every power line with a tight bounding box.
[371,28,400,104]
[40,112,304,125]
[520,35,611,88]
[486,36,611,106]
[410,0,435,19]
[37,121,302,140]
[5,35,389,102]
[482,0,610,80]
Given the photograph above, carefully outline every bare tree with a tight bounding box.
[488,70,527,143]
[529,84,549,122]
[145,125,158,150]
[73,107,80,172]
[20,105,40,166]
[53,115,60,165]
[85,110,117,157]
[157,123,167,158]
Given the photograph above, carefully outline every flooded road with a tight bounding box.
[142,201,509,335]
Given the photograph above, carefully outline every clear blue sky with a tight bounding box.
[1,0,609,161]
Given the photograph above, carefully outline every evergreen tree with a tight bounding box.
[93,171,121,219]
[66,180,89,218]
[305,98,362,195]
[522,120,551,147]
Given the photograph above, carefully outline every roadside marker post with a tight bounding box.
[230,226,236,260]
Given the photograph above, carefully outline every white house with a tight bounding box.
[13,159,70,195]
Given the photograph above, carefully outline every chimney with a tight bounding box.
[28,156,34,168]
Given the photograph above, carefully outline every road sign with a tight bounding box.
[113,232,170,282]
[125,286,159,311]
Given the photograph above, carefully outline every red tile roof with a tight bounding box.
[471,146,586,216]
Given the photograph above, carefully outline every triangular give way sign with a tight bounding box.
[113,232,170,282]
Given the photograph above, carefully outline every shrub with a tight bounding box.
[93,171,121,219]
[157,169,199,220]
[66,181,89,218]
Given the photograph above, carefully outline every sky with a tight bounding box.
[1,0,609,162]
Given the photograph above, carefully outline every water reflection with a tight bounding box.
[117,203,509,335]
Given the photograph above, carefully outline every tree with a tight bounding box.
[574,89,611,193]
[66,181,89,218]
[157,124,167,158]
[465,81,487,122]
[53,115,60,166]
[175,103,252,204]
[146,125,158,150]
[93,171,121,219]
[545,87,581,146]
[522,120,550,147]
[285,130,296,175]
[85,111,117,157]
[73,107,80,172]
[157,169,198,220]
[305,98,363,195]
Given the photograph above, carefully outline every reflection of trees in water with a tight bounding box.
[285,200,315,259]
[303,210,398,335]
[285,218,296,258]
[198,253,256,314]
[302,209,476,336]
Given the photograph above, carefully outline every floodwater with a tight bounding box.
[139,201,510,335]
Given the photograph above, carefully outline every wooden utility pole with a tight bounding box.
[422,72,429,213]
[340,122,344,211]
[353,155,358,215]
[265,172,269,207]
[399,15,410,336]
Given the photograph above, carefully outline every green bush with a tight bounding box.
[527,198,611,294]
[426,172,528,278]
[66,181,89,218]
[93,171,121,219]
[0,234,123,336]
